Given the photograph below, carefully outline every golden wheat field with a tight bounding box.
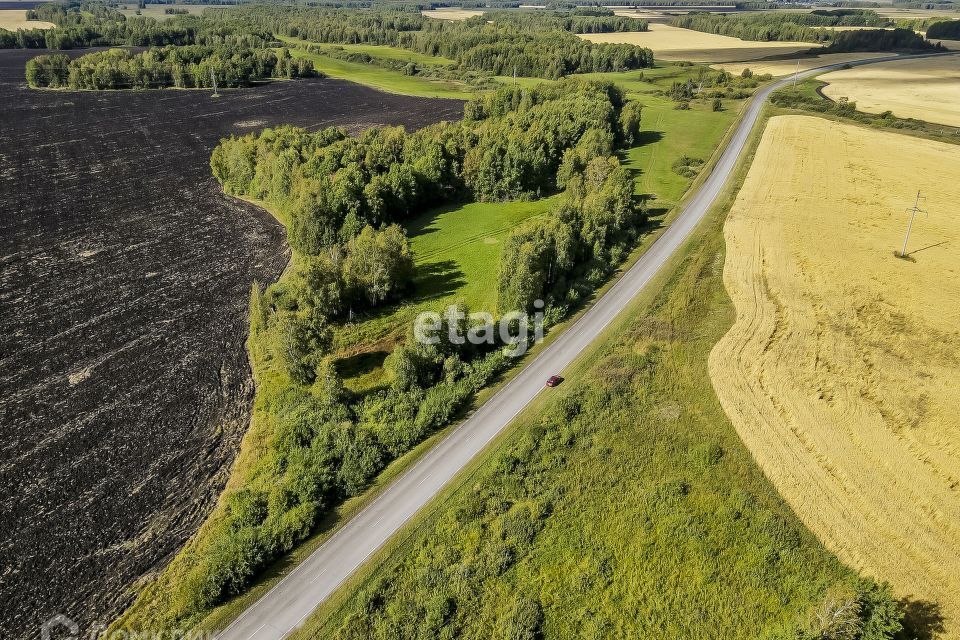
[713,52,887,77]
[820,55,960,127]
[421,8,484,20]
[579,23,812,62]
[0,9,54,30]
[710,115,960,636]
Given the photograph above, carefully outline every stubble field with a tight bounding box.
[579,23,811,63]
[820,54,960,127]
[421,7,485,20]
[0,47,461,638]
[0,8,52,29]
[710,115,960,635]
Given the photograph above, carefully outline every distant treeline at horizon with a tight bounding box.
[5,2,656,79]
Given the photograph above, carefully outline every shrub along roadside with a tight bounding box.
[111,80,649,633]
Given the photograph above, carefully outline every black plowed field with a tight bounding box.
[0,48,463,638]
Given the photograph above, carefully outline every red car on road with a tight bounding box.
[545,375,564,388]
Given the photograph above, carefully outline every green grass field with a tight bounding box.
[293,116,861,639]
[408,197,557,313]
[279,37,475,99]
[291,40,456,67]
[334,197,556,393]
[624,101,736,209]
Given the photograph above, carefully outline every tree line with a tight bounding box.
[204,5,654,78]
[927,19,960,39]
[6,3,654,79]
[4,1,270,49]
[400,14,652,77]
[133,80,645,624]
[476,9,649,34]
[670,9,893,44]
[823,27,944,51]
[26,45,314,89]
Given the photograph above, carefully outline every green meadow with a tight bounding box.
[279,37,474,99]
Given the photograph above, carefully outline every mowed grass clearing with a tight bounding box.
[285,40,455,67]
[280,37,474,99]
[407,198,556,313]
[819,54,960,127]
[333,197,555,392]
[0,9,53,30]
[710,115,960,633]
[579,23,812,63]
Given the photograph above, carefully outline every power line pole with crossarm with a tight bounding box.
[900,190,927,258]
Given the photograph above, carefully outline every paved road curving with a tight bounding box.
[216,52,956,640]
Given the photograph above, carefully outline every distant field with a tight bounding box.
[710,115,960,633]
[0,9,52,29]
[819,25,894,31]
[117,3,232,19]
[580,23,812,63]
[421,7,484,20]
[819,55,960,126]
[713,52,888,77]
[877,7,960,19]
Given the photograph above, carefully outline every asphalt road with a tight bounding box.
[216,52,953,640]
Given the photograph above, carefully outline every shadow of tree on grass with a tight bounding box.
[413,259,467,303]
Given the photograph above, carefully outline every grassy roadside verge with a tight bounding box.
[293,101,867,639]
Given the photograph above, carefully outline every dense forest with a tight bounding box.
[25,45,314,89]
[670,9,892,43]
[927,19,960,38]
[403,16,653,77]
[475,9,649,34]
[115,79,648,629]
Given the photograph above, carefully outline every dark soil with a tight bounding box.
[0,48,462,638]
